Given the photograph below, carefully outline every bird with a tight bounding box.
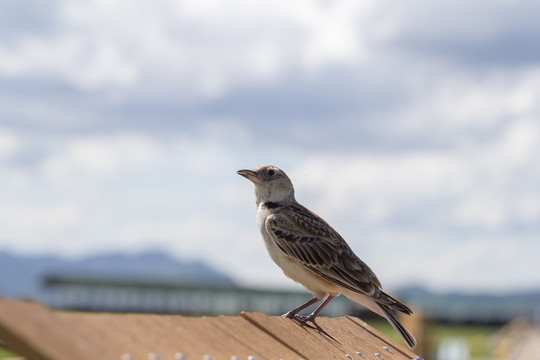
[237,165,416,349]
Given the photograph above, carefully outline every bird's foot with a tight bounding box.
[293,314,322,331]
[282,311,336,340]
[281,311,316,327]
[281,310,297,319]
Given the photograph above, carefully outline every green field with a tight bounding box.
[0,347,16,359]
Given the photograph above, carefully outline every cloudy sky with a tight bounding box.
[1,0,539,293]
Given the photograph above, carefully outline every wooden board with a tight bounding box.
[0,299,420,360]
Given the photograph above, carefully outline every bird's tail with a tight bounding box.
[343,290,416,349]
[377,303,417,349]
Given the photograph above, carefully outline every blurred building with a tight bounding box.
[398,287,540,325]
[43,274,540,327]
[43,274,352,317]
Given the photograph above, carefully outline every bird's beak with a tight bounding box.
[237,169,264,185]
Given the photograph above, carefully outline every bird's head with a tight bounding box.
[237,165,295,205]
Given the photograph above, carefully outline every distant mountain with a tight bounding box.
[0,250,235,300]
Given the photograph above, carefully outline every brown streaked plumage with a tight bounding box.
[237,165,416,349]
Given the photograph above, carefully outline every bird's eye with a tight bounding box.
[268,169,275,176]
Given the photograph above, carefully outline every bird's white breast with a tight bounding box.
[256,204,341,299]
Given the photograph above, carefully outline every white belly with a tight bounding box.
[257,206,341,299]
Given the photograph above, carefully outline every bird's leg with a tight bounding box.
[294,294,335,332]
[281,297,320,319]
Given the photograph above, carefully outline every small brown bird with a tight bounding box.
[238,165,416,349]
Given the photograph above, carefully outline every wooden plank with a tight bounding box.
[242,312,418,360]
[330,317,417,359]
[209,315,304,360]
[242,311,342,359]
[0,299,109,360]
[0,299,420,360]
[57,311,303,360]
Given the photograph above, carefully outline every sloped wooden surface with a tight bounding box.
[0,299,419,360]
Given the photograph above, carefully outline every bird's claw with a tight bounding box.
[287,314,320,331]
[281,312,337,340]
[281,311,296,319]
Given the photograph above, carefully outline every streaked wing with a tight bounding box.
[265,203,382,298]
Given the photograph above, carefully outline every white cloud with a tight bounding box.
[0,35,138,90]
[0,129,19,158]
[394,66,540,140]
[497,119,539,167]
[0,203,81,251]
[453,196,507,228]
[0,0,379,96]
[39,133,164,180]
[294,151,467,226]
